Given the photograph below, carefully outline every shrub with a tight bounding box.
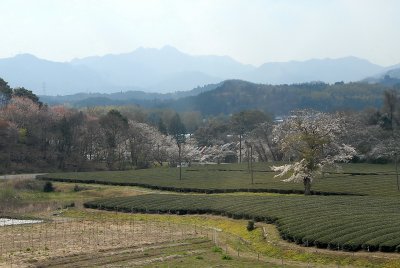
[247,220,255,231]
[212,246,222,253]
[222,254,232,260]
[43,182,54,192]
[73,184,80,192]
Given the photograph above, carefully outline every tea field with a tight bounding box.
[85,194,400,253]
[41,163,400,196]
[41,162,400,256]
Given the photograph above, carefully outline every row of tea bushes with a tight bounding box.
[84,194,400,253]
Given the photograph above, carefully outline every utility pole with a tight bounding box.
[246,141,254,184]
[239,133,242,163]
[250,144,254,184]
[396,152,399,191]
[239,127,245,164]
[179,143,182,180]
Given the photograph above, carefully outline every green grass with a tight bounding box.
[0,178,150,218]
[84,193,400,253]
[41,163,400,196]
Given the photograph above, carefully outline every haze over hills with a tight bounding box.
[40,82,221,106]
[142,80,391,116]
[248,57,384,84]
[0,53,115,95]
[363,64,400,86]
[40,79,390,117]
[0,46,398,95]
[70,46,250,89]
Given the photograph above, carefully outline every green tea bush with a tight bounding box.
[84,194,400,253]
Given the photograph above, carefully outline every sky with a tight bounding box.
[0,0,399,67]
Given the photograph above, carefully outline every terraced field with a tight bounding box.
[41,163,400,257]
[85,194,400,253]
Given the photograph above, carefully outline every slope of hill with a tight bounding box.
[42,80,390,116]
[165,80,389,115]
[40,82,221,106]
[364,66,400,86]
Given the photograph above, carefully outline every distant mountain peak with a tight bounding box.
[0,48,396,95]
[132,45,181,53]
[13,53,39,60]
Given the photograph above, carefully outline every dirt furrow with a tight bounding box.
[34,238,211,267]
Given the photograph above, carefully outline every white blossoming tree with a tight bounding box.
[272,110,356,195]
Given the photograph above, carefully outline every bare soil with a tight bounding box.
[0,219,205,267]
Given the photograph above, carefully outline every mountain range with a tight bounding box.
[0,45,399,95]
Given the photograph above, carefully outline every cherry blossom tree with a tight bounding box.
[127,121,173,168]
[2,96,40,128]
[272,110,356,195]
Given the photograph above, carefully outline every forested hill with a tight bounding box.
[40,80,391,116]
[40,82,221,106]
[162,80,390,115]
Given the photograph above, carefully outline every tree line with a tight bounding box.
[1,77,400,175]
[0,77,268,173]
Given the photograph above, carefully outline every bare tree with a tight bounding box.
[382,89,399,130]
[99,110,129,170]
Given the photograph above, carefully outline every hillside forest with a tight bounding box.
[1,77,400,174]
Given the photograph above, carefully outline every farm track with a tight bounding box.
[33,238,211,267]
[0,174,45,180]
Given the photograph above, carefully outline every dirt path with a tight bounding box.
[0,173,45,180]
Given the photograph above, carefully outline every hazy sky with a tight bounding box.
[0,0,399,66]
